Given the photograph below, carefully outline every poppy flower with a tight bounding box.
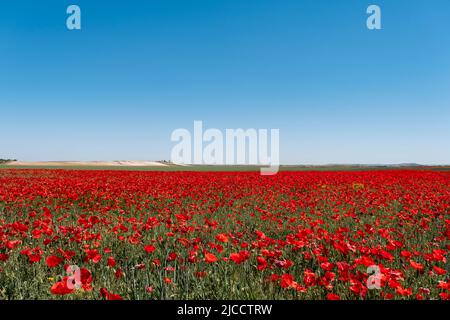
[280,274,295,289]
[327,293,341,300]
[153,259,161,267]
[29,254,42,264]
[51,278,74,295]
[6,240,22,250]
[410,260,424,272]
[433,266,446,275]
[167,252,177,262]
[115,268,124,279]
[269,274,280,282]
[196,271,208,278]
[229,251,250,264]
[303,269,317,287]
[320,262,335,271]
[275,259,294,269]
[256,256,268,271]
[135,263,146,270]
[80,267,93,291]
[396,286,412,296]
[107,256,116,267]
[419,287,430,295]
[205,253,218,263]
[85,249,102,264]
[440,292,450,300]
[144,245,156,253]
[100,288,123,300]
[437,281,450,290]
[215,233,229,243]
[401,251,413,259]
[46,255,63,268]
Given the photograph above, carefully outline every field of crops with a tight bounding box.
[0,169,449,300]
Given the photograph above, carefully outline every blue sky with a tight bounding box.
[1,0,449,164]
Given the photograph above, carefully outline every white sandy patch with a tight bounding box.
[8,161,168,167]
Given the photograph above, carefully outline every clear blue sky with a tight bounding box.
[1,0,449,164]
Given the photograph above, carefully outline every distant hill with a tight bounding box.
[289,163,425,168]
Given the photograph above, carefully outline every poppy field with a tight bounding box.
[0,169,449,300]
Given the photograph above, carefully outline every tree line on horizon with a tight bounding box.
[0,159,16,164]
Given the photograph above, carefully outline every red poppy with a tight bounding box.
[229,251,250,265]
[269,274,280,282]
[80,267,93,291]
[46,255,63,268]
[396,286,412,296]
[164,277,172,284]
[135,263,146,270]
[205,253,218,263]
[437,281,450,290]
[275,259,294,269]
[86,249,102,264]
[196,271,208,278]
[320,262,335,271]
[144,245,156,253]
[216,233,229,243]
[433,266,446,275]
[327,293,341,300]
[100,288,123,300]
[29,254,42,264]
[303,269,317,287]
[153,258,161,267]
[410,260,424,272]
[256,256,268,271]
[115,268,124,279]
[107,256,116,267]
[167,252,177,261]
[440,292,450,300]
[51,278,74,295]
[6,240,22,250]
[280,274,295,289]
